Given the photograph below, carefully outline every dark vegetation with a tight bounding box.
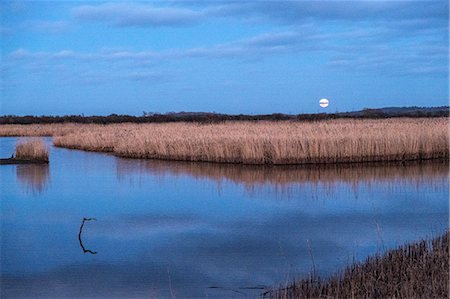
[1,106,448,124]
[264,231,449,299]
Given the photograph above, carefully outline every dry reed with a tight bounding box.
[1,118,448,165]
[15,139,49,162]
[264,231,449,299]
[52,118,448,164]
[0,123,97,137]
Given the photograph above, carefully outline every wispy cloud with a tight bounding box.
[7,22,446,78]
[8,30,321,61]
[72,3,205,27]
[27,20,69,34]
[231,1,447,22]
[60,2,449,78]
[123,71,173,83]
[70,1,448,30]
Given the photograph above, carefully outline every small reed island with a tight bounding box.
[0,139,49,164]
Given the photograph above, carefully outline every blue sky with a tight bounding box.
[1,1,448,115]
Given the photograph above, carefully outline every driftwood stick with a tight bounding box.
[78,217,97,254]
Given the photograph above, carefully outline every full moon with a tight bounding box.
[319,98,329,108]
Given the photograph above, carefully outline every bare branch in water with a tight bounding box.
[78,217,97,254]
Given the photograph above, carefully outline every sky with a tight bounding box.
[0,1,448,116]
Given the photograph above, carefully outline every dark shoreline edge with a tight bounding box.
[0,158,49,165]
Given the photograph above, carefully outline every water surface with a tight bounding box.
[1,137,448,298]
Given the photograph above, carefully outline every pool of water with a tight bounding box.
[1,137,448,298]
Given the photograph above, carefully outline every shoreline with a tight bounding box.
[0,158,49,165]
[264,231,449,298]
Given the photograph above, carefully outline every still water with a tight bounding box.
[1,137,448,298]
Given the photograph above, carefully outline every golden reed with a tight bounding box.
[15,139,49,162]
[1,118,448,165]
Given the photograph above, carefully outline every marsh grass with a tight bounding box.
[264,231,449,299]
[53,118,447,164]
[15,139,49,162]
[1,118,448,165]
[0,123,98,137]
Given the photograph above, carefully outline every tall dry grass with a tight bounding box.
[1,118,447,164]
[265,231,449,299]
[0,123,97,137]
[15,139,49,162]
[50,118,448,164]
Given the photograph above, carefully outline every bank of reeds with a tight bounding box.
[1,118,447,165]
[265,231,449,299]
[15,139,49,162]
[52,118,447,165]
[0,123,96,137]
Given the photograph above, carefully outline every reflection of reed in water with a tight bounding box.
[16,164,50,194]
[116,159,448,198]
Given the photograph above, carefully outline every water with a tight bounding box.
[1,137,448,298]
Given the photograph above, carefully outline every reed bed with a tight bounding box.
[15,139,49,162]
[0,123,96,137]
[1,118,447,164]
[50,118,448,165]
[264,231,449,299]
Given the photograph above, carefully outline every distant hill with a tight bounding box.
[0,106,448,124]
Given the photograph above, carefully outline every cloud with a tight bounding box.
[123,71,173,83]
[326,39,448,77]
[179,30,323,60]
[9,48,79,60]
[9,48,31,59]
[70,1,448,30]
[8,30,320,61]
[28,20,69,34]
[61,2,449,78]
[72,3,205,27]
[216,1,448,26]
[7,22,447,78]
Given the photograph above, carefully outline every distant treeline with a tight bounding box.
[1,106,448,124]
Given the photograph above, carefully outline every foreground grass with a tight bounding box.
[264,231,449,299]
[14,139,49,162]
[1,118,448,165]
